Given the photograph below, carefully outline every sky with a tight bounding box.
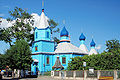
[0,0,120,54]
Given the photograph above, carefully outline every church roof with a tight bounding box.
[54,42,85,54]
[60,27,69,36]
[79,33,86,41]
[36,9,49,29]
[79,44,88,54]
[89,48,98,55]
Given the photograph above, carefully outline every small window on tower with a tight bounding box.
[46,32,49,38]
[36,32,38,38]
[35,46,38,51]
[62,57,66,64]
[47,56,49,64]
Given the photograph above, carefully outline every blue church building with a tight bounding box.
[31,9,98,74]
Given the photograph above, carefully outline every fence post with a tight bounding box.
[59,71,61,78]
[64,71,66,79]
[84,70,87,80]
[51,71,54,77]
[114,70,117,80]
[97,70,100,79]
[74,71,76,79]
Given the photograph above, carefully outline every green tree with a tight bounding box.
[5,39,32,77]
[49,19,59,34]
[0,7,34,46]
[49,19,60,44]
[0,54,6,70]
[53,37,60,44]
[106,39,120,52]
[9,40,32,69]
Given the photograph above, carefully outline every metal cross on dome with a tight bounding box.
[63,20,65,25]
[42,0,44,9]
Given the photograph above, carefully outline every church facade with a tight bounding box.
[31,9,98,74]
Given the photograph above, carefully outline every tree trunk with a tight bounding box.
[8,41,12,47]
[12,69,14,79]
[23,70,26,78]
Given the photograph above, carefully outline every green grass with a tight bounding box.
[43,72,51,76]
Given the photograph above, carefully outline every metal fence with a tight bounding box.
[76,71,83,77]
[54,71,59,76]
[100,71,114,77]
[117,70,120,79]
[87,70,97,78]
[66,71,73,77]
[51,70,120,80]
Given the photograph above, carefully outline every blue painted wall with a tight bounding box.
[32,41,54,53]
[31,27,55,74]
[80,40,85,44]
[31,54,54,73]
[72,54,84,57]
[34,27,51,41]
[32,27,54,53]
[31,53,85,74]
[60,36,69,41]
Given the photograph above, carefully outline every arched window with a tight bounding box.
[35,45,38,51]
[46,56,49,64]
[46,32,49,38]
[62,57,66,64]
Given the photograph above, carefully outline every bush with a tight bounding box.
[68,51,120,70]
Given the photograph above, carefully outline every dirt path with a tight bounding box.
[2,76,72,80]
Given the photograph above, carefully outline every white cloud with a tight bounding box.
[31,13,40,27]
[0,13,47,29]
[0,14,5,17]
[0,18,11,29]
[95,45,102,50]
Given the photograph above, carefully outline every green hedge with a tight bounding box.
[68,51,120,70]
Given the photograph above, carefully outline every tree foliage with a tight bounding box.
[0,28,13,46]
[68,52,120,70]
[49,19,59,34]
[5,39,33,70]
[0,7,34,46]
[0,54,7,69]
[0,40,32,70]
[49,19,60,44]
[68,39,120,70]
[106,39,120,52]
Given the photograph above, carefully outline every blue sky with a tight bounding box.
[0,0,120,53]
